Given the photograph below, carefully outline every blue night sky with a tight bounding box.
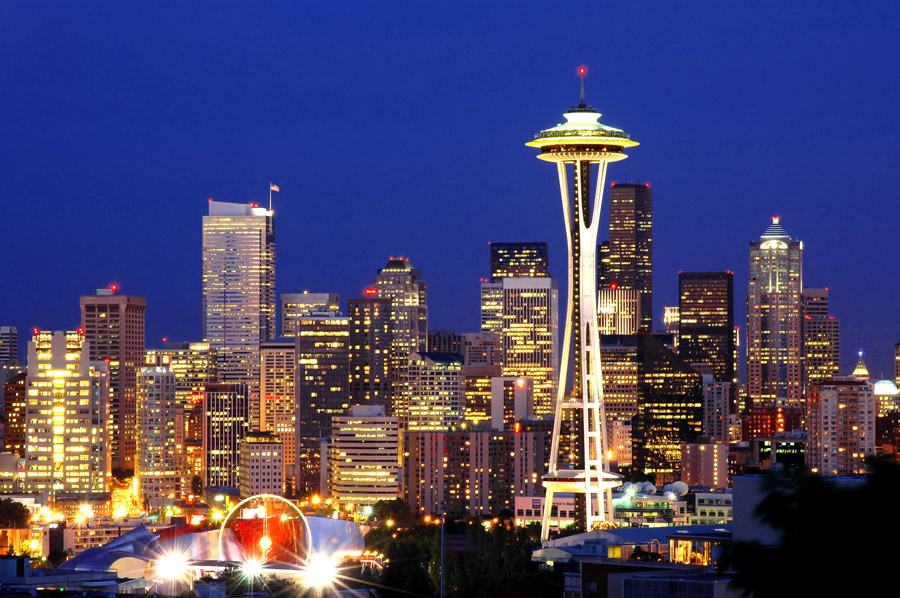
[1,2,898,379]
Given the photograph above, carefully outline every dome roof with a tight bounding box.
[873,379,899,396]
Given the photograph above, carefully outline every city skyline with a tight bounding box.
[2,3,899,378]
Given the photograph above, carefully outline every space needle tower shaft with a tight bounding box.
[526,68,638,540]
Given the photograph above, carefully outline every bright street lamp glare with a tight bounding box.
[304,553,337,589]
[241,558,264,579]
[157,551,189,580]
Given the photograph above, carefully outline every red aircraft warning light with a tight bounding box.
[364,288,378,296]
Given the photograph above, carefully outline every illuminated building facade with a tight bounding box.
[280,292,339,337]
[747,217,803,409]
[80,286,145,473]
[526,81,637,538]
[678,272,734,388]
[404,352,464,431]
[801,288,840,393]
[259,338,295,459]
[680,442,727,488]
[632,333,704,482]
[203,382,249,488]
[239,431,283,496]
[24,330,110,494]
[347,297,391,407]
[3,371,26,457]
[0,326,18,365]
[329,405,400,509]
[602,182,653,332]
[146,341,217,492]
[598,287,641,335]
[479,281,503,335]
[201,200,276,385]
[489,242,549,281]
[463,364,500,428]
[295,313,349,494]
[895,342,900,385]
[701,378,731,442]
[807,376,875,476]
[599,335,639,422]
[496,276,558,417]
[136,366,179,507]
[372,257,427,412]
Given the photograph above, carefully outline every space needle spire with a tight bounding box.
[526,68,639,540]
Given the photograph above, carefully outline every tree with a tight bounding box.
[728,457,900,597]
[0,498,30,528]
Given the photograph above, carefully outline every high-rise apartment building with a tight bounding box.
[280,292,339,337]
[463,364,500,428]
[599,335,640,422]
[202,200,276,384]
[602,182,653,331]
[489,242,549,281]
[329,405,400,510]
[0,327,17,365]
[347,297,392,407]
[486,277,558,417]
[295,313,349,495]
[801,288,840,393]
[747,217,803,410]
[462,332,499,366]
[372,258,427,413]
[807,376,875,476]
[427,330,463,354]
[3,372,26,457]
[203,382,250,488]
[490,376,535,430]
[678,272,735,388]
[24,330,110,494]
[136,366,179,507]
[80,285,145,473]
[404,352,464,431]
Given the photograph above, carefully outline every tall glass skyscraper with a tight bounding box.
[202,200,276,384]
[747,217,803,409]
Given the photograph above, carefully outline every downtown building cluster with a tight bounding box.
[0,176,898,539]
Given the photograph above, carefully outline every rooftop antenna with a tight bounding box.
[578,66,587,107]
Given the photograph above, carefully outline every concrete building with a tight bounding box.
[201,200,276,386]
[600,335,640,422]
[680,442,728,488]
[489,242,549,281]
[702,378,731,442]
[490,376,535,430]
[329,405,400,510]
[80,285,145,473]
[259,338,295,456]
[280,292,339,337]
[203,383,250,488]
[136,366,179,507]
[462,364,499,429]
[239,431,283,496]
[747,217,803,410]
[462,331,499,366]
[3,371,27,457]
[24,330,110,494]
[404,352,464,431]
[807,376,875,476]
[801,288,840,394]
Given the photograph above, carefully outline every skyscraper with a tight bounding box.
[0,326,17,364]
[372,258,427,413]
[496,277,558,417]
[404,352,464,431]
[526,73,638,537]
[747,217,803,409]
[80,285,146,473]
[489,242,549,281]
[597,286,641,335]
[603,182,653,332]
[347,296,392,407]
[678,272,735,386]
[801,288,840,393]
[202,200,276,384]
[259,338,296,470]
[24,330,110,494]
[204,382,250,488]
[807,376,874,476]
[136,365,179,507]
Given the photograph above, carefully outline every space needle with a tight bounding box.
[526,68,638,540]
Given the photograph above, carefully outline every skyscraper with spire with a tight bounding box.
[202,200,276,385]
[747,217,803,410]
